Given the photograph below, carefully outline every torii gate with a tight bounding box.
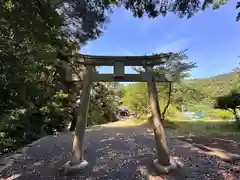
[63,53,183,174]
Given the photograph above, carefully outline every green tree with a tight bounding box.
[0,0,119,152]
[154,51,196,120]
[88,82,119,125]
[131,51,196,120]
[171,83,208,111]
[123,83,149,117]
[103,0,230,18]
[215,90,240,126]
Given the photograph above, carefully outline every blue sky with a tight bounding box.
[82,1,240,79]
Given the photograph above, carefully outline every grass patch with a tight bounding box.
[168,119,240,137]
[168,111,188,121]
[170,109,234,121]
[103,117,148,127]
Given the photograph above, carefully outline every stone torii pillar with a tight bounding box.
[145,65,170,165]
[64,65,93,171]
[144,65,183,173]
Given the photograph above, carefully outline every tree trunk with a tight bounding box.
[70,66,93,165]
[233,108,240,128]
[162,82,172,121]
[145,66,170,166]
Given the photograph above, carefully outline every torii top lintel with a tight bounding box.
[74,53,174,66]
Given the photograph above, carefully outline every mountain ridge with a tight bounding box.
[185,71,238,98]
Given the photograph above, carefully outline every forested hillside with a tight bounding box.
[186,72,239,99]
[122,71,238,120]
[178,72,239,110]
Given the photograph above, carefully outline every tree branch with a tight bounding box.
[161,81,172,120]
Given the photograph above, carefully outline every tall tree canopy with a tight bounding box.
[103,0,230,18]
[0,0,117,153]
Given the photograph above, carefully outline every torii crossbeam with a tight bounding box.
[63,53,183,174]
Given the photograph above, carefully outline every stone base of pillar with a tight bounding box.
[153,159,184,174]
[63,160,88,174]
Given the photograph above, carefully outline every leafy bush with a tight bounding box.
[0,110,25,152]
[39,91,71,133]
[88,82,119,126]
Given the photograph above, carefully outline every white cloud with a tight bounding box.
[154,38,191,53]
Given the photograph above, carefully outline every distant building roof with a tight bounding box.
[118,106,129,111]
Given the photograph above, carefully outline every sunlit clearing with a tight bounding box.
[102,118,148,127]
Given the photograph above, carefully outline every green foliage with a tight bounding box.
[123,83,149,116]
[0,0,65,152]
[88,82,119,125]
[186,72,239,99]
[0,109,26,152]
[122,72,239,122]
[237,1,240,21]
[39,91,71,133]
[170,82,207,110]
[0,0,119,153]
[160,104,178,119]
[215,90,240,110]
[104,0,232,19]
[169,72,237,113]
[129,51,196,120]
[122,82,179,119]
[202,0,228,10]
[174,73,239,120]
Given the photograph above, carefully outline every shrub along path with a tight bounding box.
[0,123,240,180]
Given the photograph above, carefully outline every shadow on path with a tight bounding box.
[0,123,240,180]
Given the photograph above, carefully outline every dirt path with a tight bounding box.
[0,124,239,180]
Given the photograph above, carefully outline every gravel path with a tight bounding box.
[0,124,239,180]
